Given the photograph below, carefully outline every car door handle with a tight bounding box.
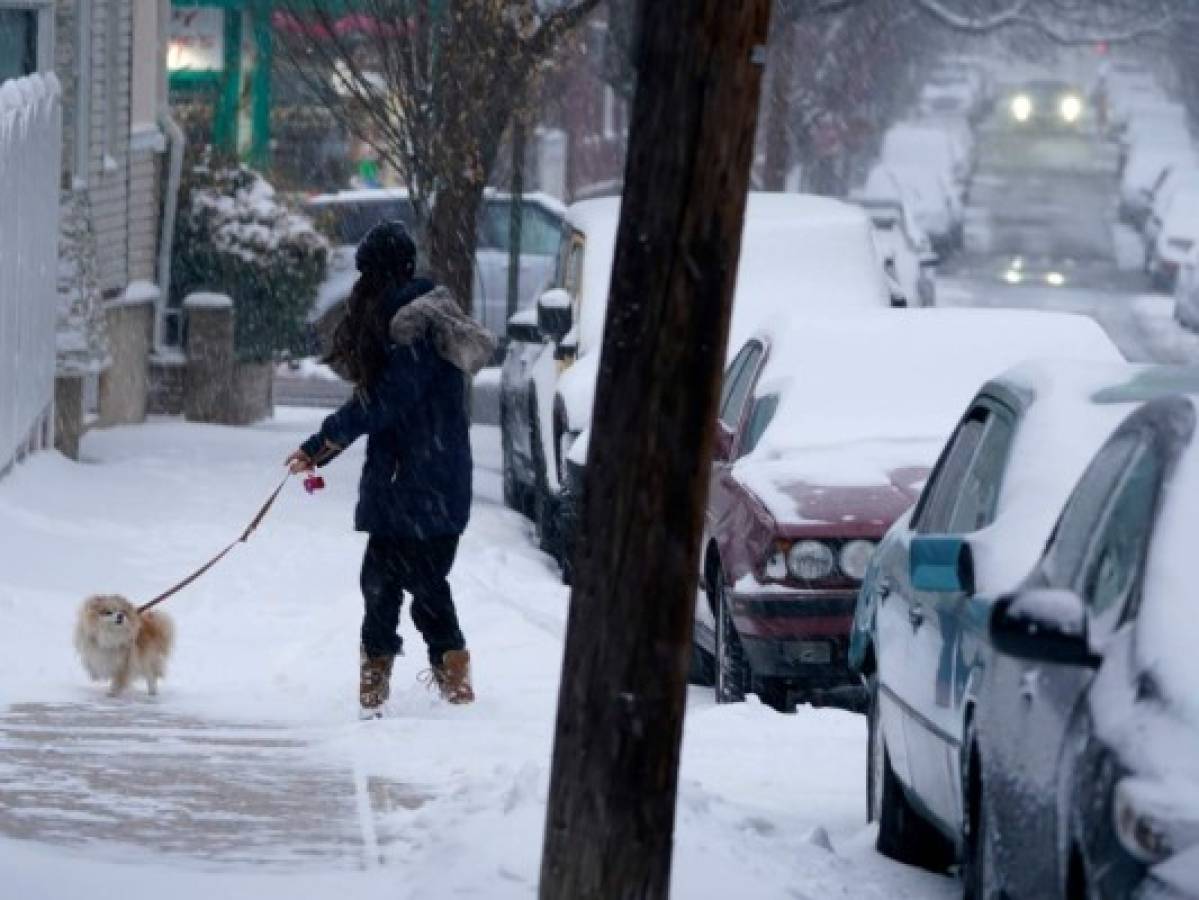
[878,577,896,602]
[908,603,925,630]
[1020,669,1039,704]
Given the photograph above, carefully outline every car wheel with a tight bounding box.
[962,750,998,899]
[500,420,528,514]
[871,677,953,870]
[527,396,559,558]
[533,480,559,558]
[687,641,715,687]
[714,567,749,704]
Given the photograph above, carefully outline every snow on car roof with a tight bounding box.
[729,311,1121,525]
[746,310,1121,460]
[1139,397,1199,727]
[566,193,889,357]
[304,186,567,217]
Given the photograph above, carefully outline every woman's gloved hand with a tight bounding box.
[286,449,314,474]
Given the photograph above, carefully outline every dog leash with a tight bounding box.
[137,472,294,614]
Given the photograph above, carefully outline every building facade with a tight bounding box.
[52,0,179,449]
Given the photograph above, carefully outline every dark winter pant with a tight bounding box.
[360,535,465,665]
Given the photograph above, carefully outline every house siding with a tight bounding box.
[57,0,138,298]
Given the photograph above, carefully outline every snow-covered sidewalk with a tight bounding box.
[0,411,950,899]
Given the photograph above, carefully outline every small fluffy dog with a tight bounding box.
[74,595,174,696]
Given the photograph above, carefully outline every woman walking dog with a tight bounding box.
[287,221,495,717]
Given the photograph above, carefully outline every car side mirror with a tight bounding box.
[990,590,1100,667]
[537,288,573,344]
[910,535,975,594]
[506,315,541,345]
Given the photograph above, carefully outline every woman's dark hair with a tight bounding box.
[324,220,417,389]
[324,271,392,389]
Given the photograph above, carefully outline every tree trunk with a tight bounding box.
[428,171,486,314]
[539,2,772,898]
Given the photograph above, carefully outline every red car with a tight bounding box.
[693,309,1121,712]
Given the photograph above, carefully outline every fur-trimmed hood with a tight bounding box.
[389,286,497,376]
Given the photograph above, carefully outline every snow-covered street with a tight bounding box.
[0,411,951,899]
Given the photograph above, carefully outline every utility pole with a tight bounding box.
[506,110,527,326]
[539,1,773,898]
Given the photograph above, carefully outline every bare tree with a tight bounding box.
[275,0,600,311]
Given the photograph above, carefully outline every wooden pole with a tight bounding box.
[507,112,527,325]
[539,2,773,898]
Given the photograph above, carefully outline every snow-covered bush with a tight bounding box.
[172,162,327,362]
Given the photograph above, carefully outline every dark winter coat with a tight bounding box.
[301,278,496,538]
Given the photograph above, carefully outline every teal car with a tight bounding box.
[848,363,1199,879]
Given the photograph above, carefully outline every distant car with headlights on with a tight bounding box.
[690,309,1120,714]
[1005,80,1087,131]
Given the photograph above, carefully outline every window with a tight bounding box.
[0,10,36,82]
[945,414,1014,533]
[915,409,988,533]
[478,202,562,256]
[719,343,762,430]
[1079,443,1162,634]
[719,345,754,417]
[562,236,584,297]
[738,394,779,459]
[1042,434,1140,587]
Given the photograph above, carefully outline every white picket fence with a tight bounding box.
[0,74,62,475]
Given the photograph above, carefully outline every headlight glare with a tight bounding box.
[1059,94,1083,123]
[1011,94,1033,122]
[839,540,877,580]
[787,541,835,580]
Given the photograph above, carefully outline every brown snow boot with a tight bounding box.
[359,647,394,717]
[432,649,475,705]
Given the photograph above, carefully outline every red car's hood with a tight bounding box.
[733,442,936,536]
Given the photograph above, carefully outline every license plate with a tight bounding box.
[796,641,831,664]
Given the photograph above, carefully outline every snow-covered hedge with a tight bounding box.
[172,163,328,362]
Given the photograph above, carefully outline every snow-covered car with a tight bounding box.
[855,197,938,307]
[968,390,1199,898]
[849,360,1199,882]
[690,310,1120,714]
[303,188,566,344]
[918,72,977,120]
[1121,103,1192,157]
[1120,145,1198,226]
[1174,246,1199,332]
[861,163,961,253]
[881,121,968,189]
[1144,168,1199,250]
[513,194,896,568]
[1147,188,1199,292]
[1002,80,1088,132]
